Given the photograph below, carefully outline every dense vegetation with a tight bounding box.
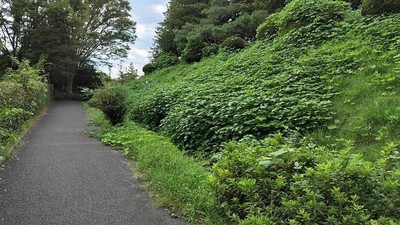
[148,0,286,71]
[0,58,50,158]
[0,0,136,93]
[88,0,400,223]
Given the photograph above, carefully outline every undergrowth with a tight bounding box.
[85,105,226,224]
[88,1,400,224]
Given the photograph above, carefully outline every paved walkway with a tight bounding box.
[0,101,186,225]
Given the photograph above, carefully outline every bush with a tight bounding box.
[210,135,400,224]
[142,63,156,75]
[88,85,127,125]
[152,53,179,70]
[162,58,335,152]
[129,89,180,130]
[202,44,219,58]
[0,82,28,110]
[0,58,50,158]
[279,0,351,33]
[0,108,32,131]
[182,39,206,63]
[361,0,400,16]
[1,58,50,114]
[256,13,280,40]
[346,0,362,9]
[220,36,246,50]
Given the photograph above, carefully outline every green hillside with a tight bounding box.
[126,10,400,158]
[89,0,400,224]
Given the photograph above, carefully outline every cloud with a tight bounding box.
[128,47,150,61]
[98,0,169,78]
[136,23,157,40]
[151,4,167,15]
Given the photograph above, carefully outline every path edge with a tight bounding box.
[0,101,55,165]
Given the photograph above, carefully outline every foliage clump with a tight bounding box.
[0,58,50,158]
[202,44,219,58]
[220,36,245,50]
[362,0,400,16]
[211,135,400,224]
[88,85,127,125]
[256,0,351,40]
[181,39,206,63]
[278,0,351,33]
[129,89,181,131]
[152,53,179,70]
[346,0,362,9]
[142,63,156,75]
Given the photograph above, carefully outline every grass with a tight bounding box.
[0,101,53,161]
[83,104,228,224]
[82,102,111,127]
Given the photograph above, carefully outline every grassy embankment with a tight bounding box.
[86,7,400,225]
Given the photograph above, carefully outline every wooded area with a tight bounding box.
[0,0,136,93]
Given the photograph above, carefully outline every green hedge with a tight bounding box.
[0,81,50,156]
[0,58,50,157]
[210,135,400,224]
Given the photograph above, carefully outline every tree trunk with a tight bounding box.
[66,76,73,94]
[66,74,75,94]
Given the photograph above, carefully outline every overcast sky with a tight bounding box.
[102,0,169,78]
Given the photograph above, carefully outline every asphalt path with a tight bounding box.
[0,101,186,225]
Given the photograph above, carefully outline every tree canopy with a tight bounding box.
[151,0,286,59]
[0,0,136,93]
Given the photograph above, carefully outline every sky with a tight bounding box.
[102,0,169,78]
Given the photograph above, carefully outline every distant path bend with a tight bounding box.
[0,101,186,225]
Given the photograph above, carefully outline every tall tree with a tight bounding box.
[152,0,287,58]
[0,0,136,93]
[151,0,209,57]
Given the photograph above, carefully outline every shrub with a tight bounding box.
[220,36,246,50]
[256,13,280,40]
[0,58,50,158]
[0,108,33,131]
[361,0,400,16]
[346,0,362,9]
[152,53,179,70]
[88,85,127,125]
[202,44,219,58]
[142,63,156,75]
[129,89,180,130]
[162,60,335,153]
[0,82,28,110]
[182,39,206,63]
[210,135,400,224]
[279,0,351,33]
[1,58,49,114]
[0,127,16,145]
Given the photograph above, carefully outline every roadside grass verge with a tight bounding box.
[0,101,53,162]
[83,104,227,224]
[82,102,111,127]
